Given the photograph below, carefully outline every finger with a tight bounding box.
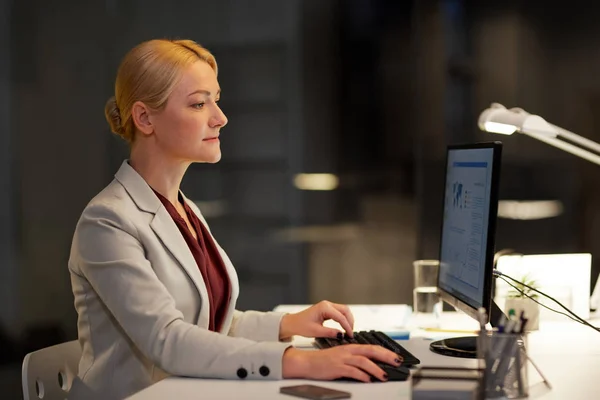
[347,355,388,382]
[351,345,402,367]
[321,305,353,336]
[330,303,355,332]
[315,326,344,339]
[338,365,371,383]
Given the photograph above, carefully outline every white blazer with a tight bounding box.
[68,161,291,400]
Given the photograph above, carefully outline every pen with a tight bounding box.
[519,318,529,334]
[512,319,522,334]
[477,307,488,359]
[490,333,515,390]
[519,311,527,334]
[507,308,516,330]
[514,338,525,396]
[497,314,507,333]
[504,318,516,334]
[490,311,516,387]
[477,307,487,332]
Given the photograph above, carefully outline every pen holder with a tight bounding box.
[479,332,528,399]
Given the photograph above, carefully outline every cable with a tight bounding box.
[498,276,583,325]
[494,270,600,333]
[496,270,597,331]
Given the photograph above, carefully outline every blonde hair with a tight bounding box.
[105,39,217,143]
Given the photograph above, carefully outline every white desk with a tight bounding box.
[127,309,600,400]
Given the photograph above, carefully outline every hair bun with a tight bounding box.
[105,96,124,136]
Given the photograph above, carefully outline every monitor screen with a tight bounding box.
[437,142,502,321]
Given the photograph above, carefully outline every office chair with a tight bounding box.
[22,340,81,400]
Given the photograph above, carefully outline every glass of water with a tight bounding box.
[413,260,442,317]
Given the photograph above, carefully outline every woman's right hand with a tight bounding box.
[282,345,402,383]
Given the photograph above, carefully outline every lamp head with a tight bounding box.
[478,103,557,137]
[478,103,525,135]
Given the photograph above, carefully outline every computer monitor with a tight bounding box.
[430,142,503,358]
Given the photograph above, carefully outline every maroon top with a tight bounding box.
[153,190,231,332]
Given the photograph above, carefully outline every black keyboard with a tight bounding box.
[314,330,421,367]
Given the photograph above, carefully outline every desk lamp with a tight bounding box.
[478,102,600,311]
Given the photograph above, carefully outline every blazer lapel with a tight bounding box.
[182,194,240,334]
[150,208,210,323]
[114,160,210,327]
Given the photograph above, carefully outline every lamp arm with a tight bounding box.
[522,129,600,166]
[551,124,600,154]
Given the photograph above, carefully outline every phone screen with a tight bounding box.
[280,384,351,399]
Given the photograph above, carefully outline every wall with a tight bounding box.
[7,0,346,339]
[0,0,17,336]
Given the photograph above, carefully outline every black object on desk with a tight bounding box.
[314,330,418,382]
[315,331,420,366]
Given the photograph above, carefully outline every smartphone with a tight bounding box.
[280,384,351,400]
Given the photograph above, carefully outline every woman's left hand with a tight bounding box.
[279,300,355,340]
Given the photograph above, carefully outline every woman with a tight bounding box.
[68,39,400,399]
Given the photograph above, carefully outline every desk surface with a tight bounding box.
[127,309,600,400]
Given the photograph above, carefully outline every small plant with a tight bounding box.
[507,274,539,300]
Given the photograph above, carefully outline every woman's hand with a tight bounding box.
[282,345,402,383]
[279,301,354,340]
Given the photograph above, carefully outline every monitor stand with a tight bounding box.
[591,273,600,311]
[429,301,505,359]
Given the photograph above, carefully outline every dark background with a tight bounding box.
[2,0,600,397]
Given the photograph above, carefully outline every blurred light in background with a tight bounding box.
[271,223,360,243]
[497,200,564,220]
[193,200,228,218]
[293,173,339,191]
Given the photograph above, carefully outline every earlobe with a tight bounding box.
[131,101,154,135]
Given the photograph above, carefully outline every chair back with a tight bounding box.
[22,340,81,400]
